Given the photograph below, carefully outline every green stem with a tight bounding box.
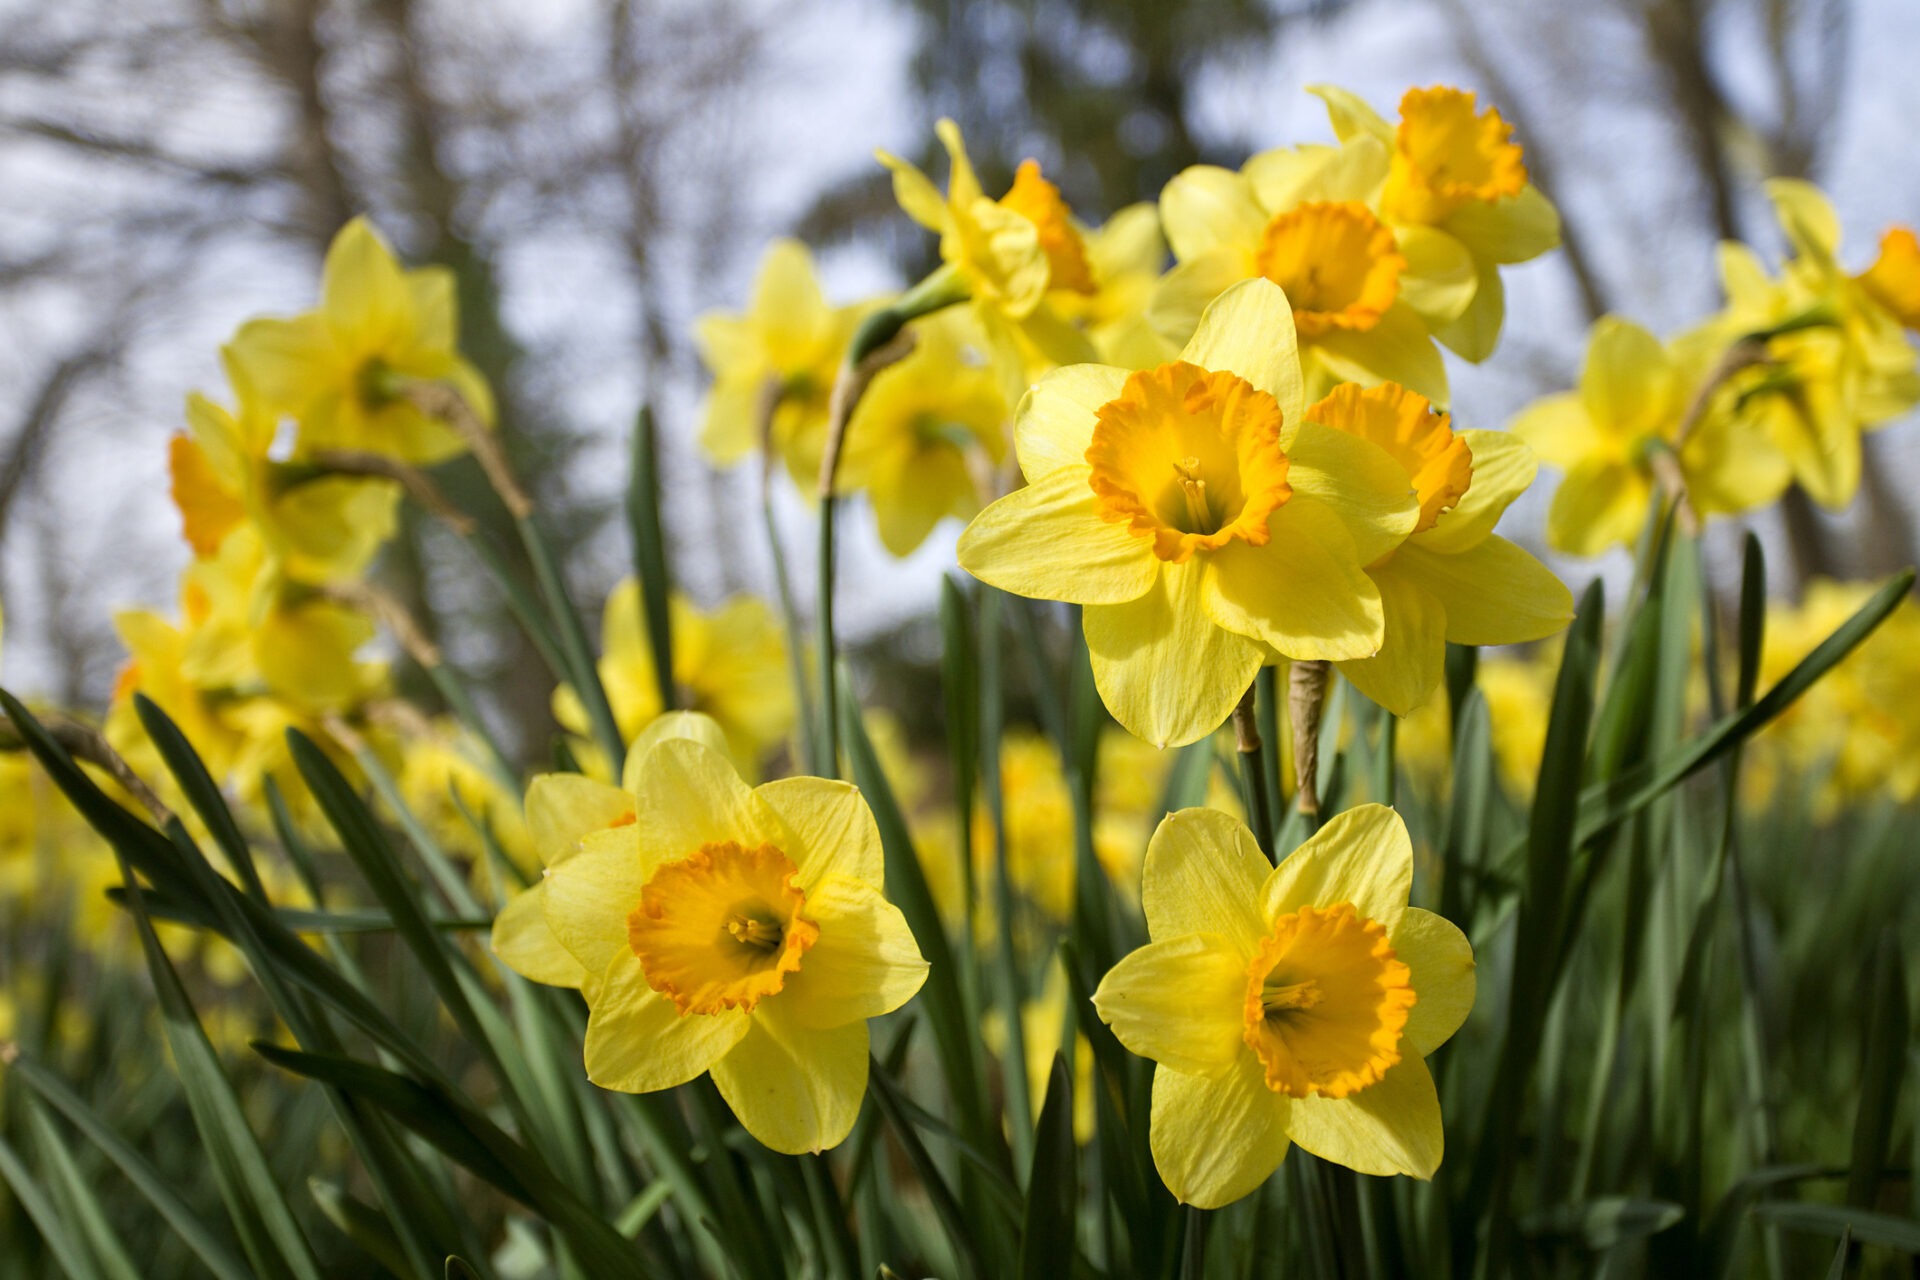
[1233,683,1276,864]
[518,513,625,778]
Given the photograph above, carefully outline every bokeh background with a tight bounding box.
[3,0,1915,758]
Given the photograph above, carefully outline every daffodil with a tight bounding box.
[227,217,494,465]
[1149,123,1459,401]
[958,277,1419,748]
[696,239,868,489]
[492,713,929,1154]
[554,580,794,776]
[1092,804,1474,1206]
[1308,382,1570,714]
[878,120,1098,401]
[838,308,1008,556]
[168,368,399,583]
[1513,315,1775,555]
[1051,203,1178,369]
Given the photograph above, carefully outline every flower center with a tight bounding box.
[1085,360,1293,563]
[1307,382,1472,537]
[1254,202,1405,337]
[1384,86,1527,223]
[999,160,1097,296]
[1241,902,1416,1099]
[627,840,820,1016]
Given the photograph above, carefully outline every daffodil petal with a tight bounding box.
[782,874,928,1029]
[584,953,749,1092]
[1336,567,1446,717]
[1150,1057,1292,1209]
[1419,429,1536,554]
[1546,459,1650,557]
[755,777,884,888]
[491,884,588,989]
[321,217,412,351]
[1395,539,1573,646]
[1580,317,1673,436]
[1392,908,1475,1055]
[525,774,634,867]
[1160,165,1269,263]
[1442,184,1561,264]
[1142,807,1272,951]
[958,469,1159,605]
[1147,249,1256,347]
[1203,499,1385,662]
[1307,84,1395,145]
[1284,423,1421,565]
[1180,278,1305,425]
[1015,363,1129,480]
[875,151,949,232]
[711,1003,868,1155]
[1312,302,1449,404]
[1283,1051,1442,1178]
[631,737,784,874]
[226,314,340,416]
[1508,392,1600,471]
[622,712,735,793]
[1433,258,1505,363]
[1261,802,1410,933]
[543,825,644,976]
[1084,561,1262,748]
[1396,226,1478,327]
[1092,933,1249,1075]
[1765,178,1841,268]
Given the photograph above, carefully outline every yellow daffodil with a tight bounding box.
[554,580,794,776]
[1149,123,1461,401]
[878,120,1098,401]
[1309,382,1570,714]
[696,239,867,488]
[838,308,1009,556]
[958,278,1418,748]
[227,217,493,464]
[1092,804,1474,1206]
[169,370,399,583]
[1305,85,1561,361]
[1052,203,1178,369]
[493,713,929,1154]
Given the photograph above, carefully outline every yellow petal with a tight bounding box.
[1396,538,1573,645]
[1150,1057,1292,1208]
[710,1002,868,1154]
[1147,248,1257,348]
[1159,165,1268,262]
[1312,303,1449,404]
[1432,258,1505,363]
[408,266,457,351]
[780,874,927,1029]
[1508,392,1599,470]
[1396,226,1478,326]
[957,468,1160,605]
[321,217,413,352]
[1203,498,1384,662]
[524,774,633,867]
[1261,803,1410,932]
[1180,278,1306,426]
[1441,184,1561,264]
[1092,934,1249,1075]
[1764,178,1841,269]
[543,826,644,977]
[1392,907,1475,1055]
[1282,1050,1442,1178]
[226,314,341,416]
[622,711,735,793]
[965,197,1050,318]
[1546,458,1650,557]
[1307,84,1395,145]
[1283,422,1422,565]
[1084,560,1262,748]
[631,738,783,872]
[1015,363,1129,480]
[752,239,834,369]
[1141,807,1272,952]
[1418,428,1536,554]
[875,150,949,232]
[491,884,588,988]
[1580,317,1674,438]
[755,777,884,888]
[1336,566,1446,716]
[584,952,748,1092]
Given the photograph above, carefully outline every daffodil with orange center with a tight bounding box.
[1092,804,1474,1207]
[877,119,1098,401]
[958,278,1420,748]
[226,217,494,465]
[1148,135,1455,401]
[1310,382,1571,714]
[491,713,928,1155]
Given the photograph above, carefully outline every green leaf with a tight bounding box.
[626,403,678,713]
[1848,931,1909,1208]
[1751,1201,1920,1254]
[867,1056,989,1280]
[310,1178,412,1278]
[134,692,266,900]
[0,1129,101,1280]
[1519,1197,1685,1250]
[1825,1227,1855,1280]
[517,511,626,776]
[1020,1053,1079,1280]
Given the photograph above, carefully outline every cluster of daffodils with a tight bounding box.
[1517,182,1920,555]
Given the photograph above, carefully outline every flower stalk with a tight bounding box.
[1288,659,1331,826]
